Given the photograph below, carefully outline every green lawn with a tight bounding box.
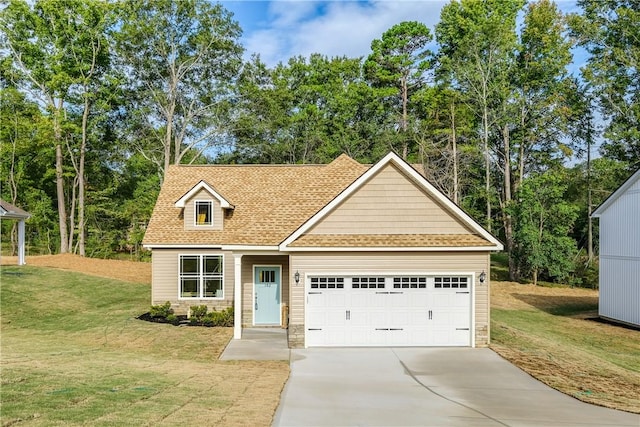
[0,266,289,426]
[491,281,640,413]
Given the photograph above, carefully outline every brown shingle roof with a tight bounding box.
[288,234,494,248]
[142,154,368,246]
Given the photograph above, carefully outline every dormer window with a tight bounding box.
[195,200,213,226]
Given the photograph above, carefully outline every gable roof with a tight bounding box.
[592,169,640,217]
[280,152,503,251]
[174,180,234,209]
[143,152,502,251]
[0,199,30,219]
[143,154,367,247]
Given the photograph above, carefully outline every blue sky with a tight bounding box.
[221,0,583,69]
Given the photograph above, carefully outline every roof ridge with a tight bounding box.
[169,163,327,168]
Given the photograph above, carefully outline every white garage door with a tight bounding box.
[305,275,471,347]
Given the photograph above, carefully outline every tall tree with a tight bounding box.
[233,54,384,164]
[1,0,111,253]
[67,1,113,256]
[436,0,524,232]
[515,0,574,186]
[496,0,575,280]
[569,0,640,168]
[365,21,433,160]
[413,85,477,204]
[115,0,243,179]
[0,87,51,254]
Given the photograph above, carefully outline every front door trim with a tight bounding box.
[253,264,282,326]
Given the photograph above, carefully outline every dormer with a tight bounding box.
[174,181,233,231]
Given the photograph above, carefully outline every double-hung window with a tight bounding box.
[179,255,223,298]
[195,200,213,226]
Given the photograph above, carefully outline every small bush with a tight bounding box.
[189,305,208,325]
[166,314,180,325]
[571,255,599,289]
[150,301,173,318]
[141,304,232,327]
[205,307,234,327]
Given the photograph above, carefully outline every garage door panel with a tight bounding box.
[409,293,429,307]
[387,329,409,346]
[453,292,471,307]
[388,293,407,308]
[409,311,429,327]
[327,293,346,307]
[453,328,471,346]
[389,309,410,327]
[306,275,471,347]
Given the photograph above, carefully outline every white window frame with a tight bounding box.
[178,254,224,299]
[194,200,213,226]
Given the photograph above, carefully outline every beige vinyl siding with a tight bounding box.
[183,188,223,231]
[151,248,233,314]
[289,251,491,347]
[240,255,290,327]
[308,163,472,235]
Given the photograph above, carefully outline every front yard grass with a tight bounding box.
[490,280,640,414]
[0,266,289,426]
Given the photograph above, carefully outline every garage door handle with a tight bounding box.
[389,291,403,294]
[456,328,470,330]
[375,328,389,331]
[456,291,470,294]
[308,328,322,331]
[428,310,432,320]
[376,291,389,294]
[308,292,322,294]
[346,310,350,320]
[389,328,403,331]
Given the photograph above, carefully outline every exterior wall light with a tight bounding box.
[479,271,486,284]
[294,271,300,285]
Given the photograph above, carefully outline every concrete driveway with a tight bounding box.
[273,348,639,427]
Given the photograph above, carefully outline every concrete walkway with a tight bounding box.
[273,348,639,427]
[219,328,290,361]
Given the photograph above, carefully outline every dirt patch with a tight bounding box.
[1,254,151,284]
[491,281,640,414]
[491,280,599,311]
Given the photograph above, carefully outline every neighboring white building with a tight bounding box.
[592,169,640,328]
[0,199,31,266]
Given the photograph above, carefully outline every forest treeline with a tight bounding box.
[1,0,638,286]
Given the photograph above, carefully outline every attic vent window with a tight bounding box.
[195,200,213,226]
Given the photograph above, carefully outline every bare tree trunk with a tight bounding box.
[9,120,19,255]
[502,123,516,281]
[68,175,78,253]
[518,96,526,191]
[587,131,593,263]
[401,75,409,160]
[450,100,459,204]
[483,105,491,232]
[78,96,89,256]
[162,98,175,181]
[53,103,69,253]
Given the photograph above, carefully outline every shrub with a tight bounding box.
[189,305,208,325]
[572,256,599,289]
[150,301,173,318]
[166,314,180,325]
[204,307,234,327]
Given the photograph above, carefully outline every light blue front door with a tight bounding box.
[254,266,281,325]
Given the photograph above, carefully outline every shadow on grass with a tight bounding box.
[585,316,640,331]
[512,293,598,316]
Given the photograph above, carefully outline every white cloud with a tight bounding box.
[239,0,580,67]
[242,0,447,66]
